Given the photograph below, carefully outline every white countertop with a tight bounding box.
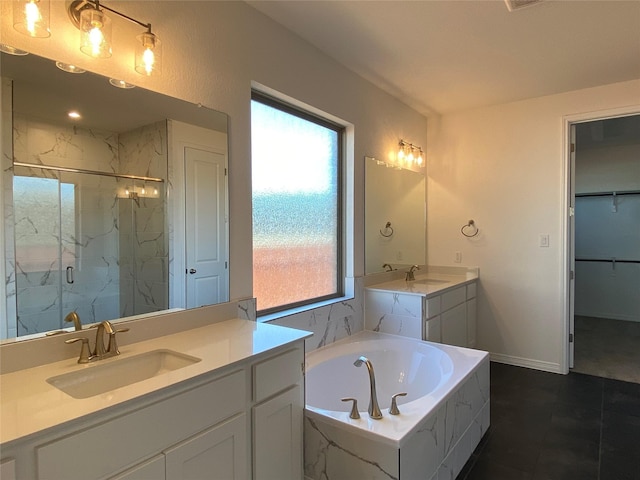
[0,318,311,445]
[365,270,478,297]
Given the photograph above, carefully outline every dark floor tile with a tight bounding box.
[599,451,640,480]
[603,378,640,417]
[479,426,544,472]
[532,442,599,480]
[462,456,533,480]
[491,402,553,443]
[546,402,601,445]
[555,372,603,410]
[601,410,640,457]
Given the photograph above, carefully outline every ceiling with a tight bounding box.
[247,0,640,116]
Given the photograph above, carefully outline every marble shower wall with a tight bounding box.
[118,122,168,317]
[9,115,167,336]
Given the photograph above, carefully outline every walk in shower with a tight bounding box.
[13,164,167,336]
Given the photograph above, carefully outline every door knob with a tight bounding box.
[189,268,197,274]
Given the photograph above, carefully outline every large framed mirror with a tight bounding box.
[1,50,229,341]
[364,156,426,274]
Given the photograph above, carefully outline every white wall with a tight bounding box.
[0,1,427,345]
[427,80,640,372]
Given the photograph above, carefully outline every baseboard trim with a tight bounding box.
[490,353,563,374]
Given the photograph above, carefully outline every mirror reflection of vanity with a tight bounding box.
[1,51,229,341]
[364,156,426,274]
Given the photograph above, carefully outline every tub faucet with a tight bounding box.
[353,356,383,419]
[405,264,420,281]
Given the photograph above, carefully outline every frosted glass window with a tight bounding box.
[251,93,343,314]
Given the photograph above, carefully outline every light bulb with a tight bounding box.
[24,1,41,35]
[13,0,50,38]
[136,31,161,76]
[80,8,112,58]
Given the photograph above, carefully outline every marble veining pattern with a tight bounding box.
[269,277,364,352]
[305,354,489,480]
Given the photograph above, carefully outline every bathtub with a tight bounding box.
[304,331,490,480]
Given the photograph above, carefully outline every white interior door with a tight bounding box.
[185,146,227,308]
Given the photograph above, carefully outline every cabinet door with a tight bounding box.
[253,385,303,480]
[467,298,477,348]
[109,455,165,480]
[165,414,247,480]
[0,459,16,480]
[441,303,467,347]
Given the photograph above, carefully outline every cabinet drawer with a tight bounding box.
[466,282,477,300]
[441,286,466,311]
[253,347,302,402]
[424,296,441,319]
[37,369,246,480]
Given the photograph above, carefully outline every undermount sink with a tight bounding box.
[412,278,450,285]
[47,349,201,399]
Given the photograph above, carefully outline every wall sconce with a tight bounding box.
[13,0,162,76]
[120,185,160,199]
[68,0,162,75]
[13,0,51,38]
[397,140,425,168]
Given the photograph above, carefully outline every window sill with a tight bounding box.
[258,295,355,324]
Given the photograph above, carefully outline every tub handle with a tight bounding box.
[341,397,361,419]
[389,392,407,415]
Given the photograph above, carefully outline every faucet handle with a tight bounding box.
[65,337,94,364]
[341,397,361,419]
[106,327,129,355]
[389,392,407,415]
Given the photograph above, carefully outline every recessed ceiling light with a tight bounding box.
[68,111,81,120]
[55,62,86,74]
[109,78,135,89]
[0,44,28,56]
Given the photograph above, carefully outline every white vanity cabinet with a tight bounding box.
[425,282,477,348]
[1,341,305,480]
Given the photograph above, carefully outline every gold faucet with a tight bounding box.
[65,320,130,364]
[405,264,420,281]
[64,311,82,331]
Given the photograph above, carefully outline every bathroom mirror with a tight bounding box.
[1,51,229,341]
[364,156,426,274]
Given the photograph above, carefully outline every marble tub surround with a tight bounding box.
[0,316,312,445]
[304,332,490,480]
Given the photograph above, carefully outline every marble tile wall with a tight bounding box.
[263,277,364,352]
[304,356,490,480]
[364,289,423,339]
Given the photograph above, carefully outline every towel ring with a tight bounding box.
[461,219,479,238]
[380,221,394,237]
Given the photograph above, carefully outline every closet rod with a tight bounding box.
[575,190,640,198]
[14,162,164,183]
[575,258,640,264]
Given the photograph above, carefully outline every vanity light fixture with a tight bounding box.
[13,0,51,38]
[66,0,162,75]
[67,110,81,119]
[398,140,425,168]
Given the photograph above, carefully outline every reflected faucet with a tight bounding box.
[353,356,383,419]
[382,263,394,272]
[64,311,82,331]
[405,264,420,281]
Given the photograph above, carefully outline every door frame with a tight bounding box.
[561,105,640,374]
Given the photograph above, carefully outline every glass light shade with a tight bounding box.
[135,32,162,76]
[80,7,112,58]
[13,0,50,38]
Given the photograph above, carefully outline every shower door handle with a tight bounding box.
[66,266,74,284]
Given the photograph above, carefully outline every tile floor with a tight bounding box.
[457,362,640,480]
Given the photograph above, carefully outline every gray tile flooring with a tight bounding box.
[457,362,640,480]
[572,316,640,384]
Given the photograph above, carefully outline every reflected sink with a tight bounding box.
[47,349,201,399]
[412,279,450,285]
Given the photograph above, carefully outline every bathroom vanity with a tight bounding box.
[0,318,311,480]
[364,267,478,347]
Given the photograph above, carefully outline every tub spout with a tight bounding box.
[353,355,383,419]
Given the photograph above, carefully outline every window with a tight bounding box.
[251,92,343,315]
